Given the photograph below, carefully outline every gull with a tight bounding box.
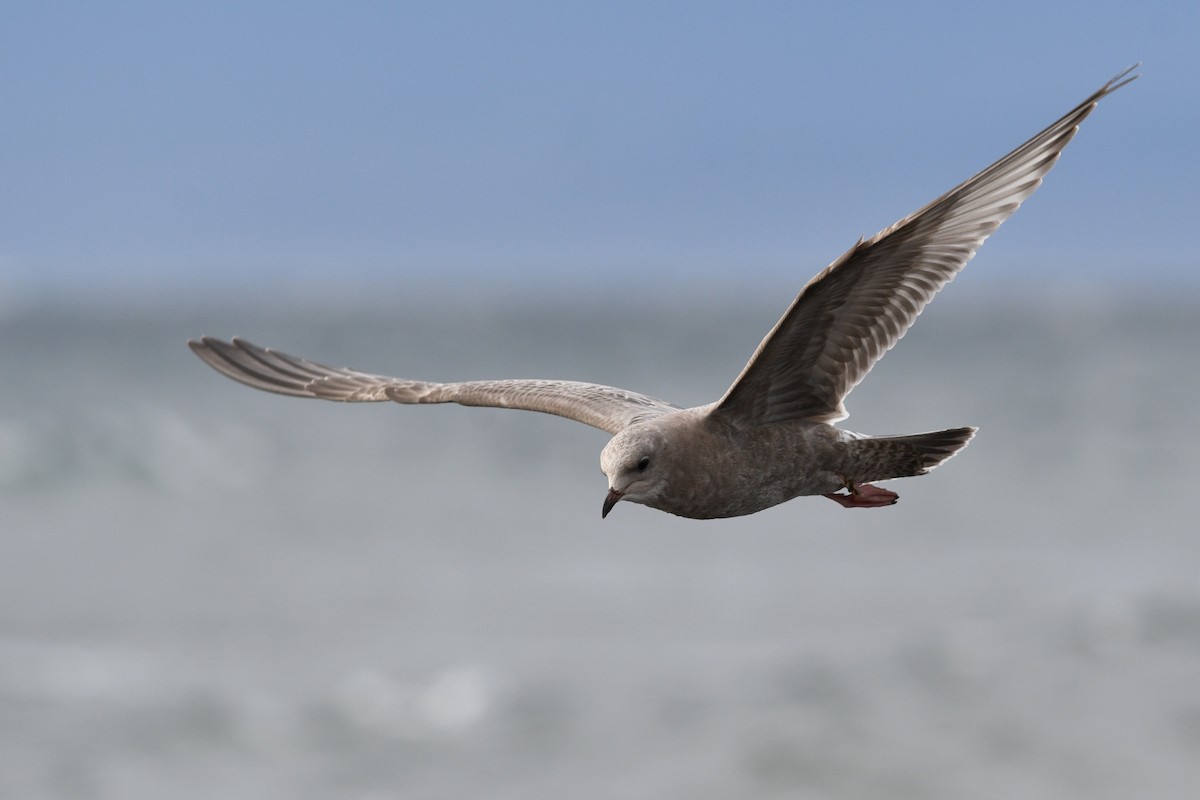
[190,67,1136,520]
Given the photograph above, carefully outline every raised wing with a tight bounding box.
[713,66,1137,427]
[189,336,680,435]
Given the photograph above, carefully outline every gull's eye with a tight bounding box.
[636,456,651,472]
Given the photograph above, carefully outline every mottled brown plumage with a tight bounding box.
[190,68,1135,519]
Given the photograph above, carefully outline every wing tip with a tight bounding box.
[187,334,217,351]
[1103,63,1140,96]
[188,334,251,356]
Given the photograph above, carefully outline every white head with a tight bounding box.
[599,423,669,518]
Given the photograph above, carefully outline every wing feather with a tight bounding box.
[713,66,1137,426]
[189,336,679,434]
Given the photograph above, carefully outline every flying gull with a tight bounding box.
[190,67,1137,519]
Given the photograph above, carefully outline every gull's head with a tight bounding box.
[599,423,669,519]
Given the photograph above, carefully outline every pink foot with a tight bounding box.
[823,482,899,508]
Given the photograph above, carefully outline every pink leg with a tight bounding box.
[823,482,898,508]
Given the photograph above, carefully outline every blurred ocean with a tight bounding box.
[1,289,1198,799]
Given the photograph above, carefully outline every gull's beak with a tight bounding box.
[601,488,623,519]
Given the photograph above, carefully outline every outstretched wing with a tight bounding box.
[188,336,680,435]
[713,66,1137,427]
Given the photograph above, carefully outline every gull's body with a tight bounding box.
[190,68,1136,520]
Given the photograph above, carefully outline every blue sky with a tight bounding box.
[2,1,1196,305]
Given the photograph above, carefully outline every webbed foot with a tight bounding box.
[823,482,898,508]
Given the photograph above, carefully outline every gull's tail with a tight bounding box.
[847,427,977,482]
